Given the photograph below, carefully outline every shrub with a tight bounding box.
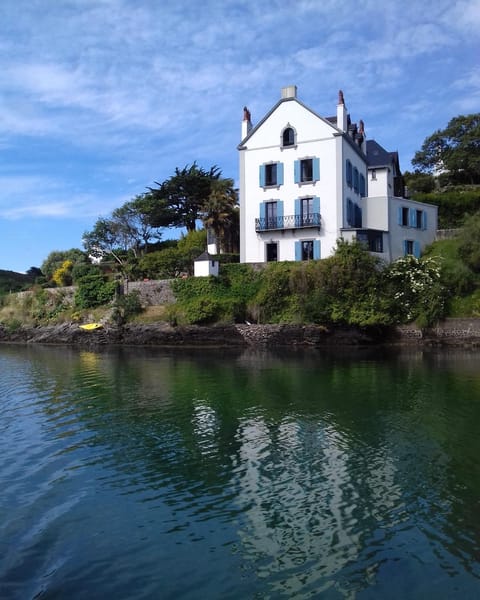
[111,290,143,325]
[75,274,116,309]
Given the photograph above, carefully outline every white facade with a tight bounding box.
[238,87,437,264]
[194,253,219,277]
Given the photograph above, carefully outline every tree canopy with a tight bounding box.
[412,113,480,185]
[147,163,221,232]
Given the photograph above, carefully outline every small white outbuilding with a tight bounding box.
[194,252,219,277]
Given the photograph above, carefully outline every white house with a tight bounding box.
[238,86,437,264]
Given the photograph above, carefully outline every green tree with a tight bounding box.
[457,212,480,272]
[412,114,480,184]
[403,170,436,194]
[385,255,446,327]
[139,248,188,279]
[147,163,221,232]
[52,260,73,287]
[75,273,116,309]
[41,249,89,281]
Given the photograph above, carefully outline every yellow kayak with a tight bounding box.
[79,323,103,331]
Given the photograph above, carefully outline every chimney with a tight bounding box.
[337,89,348,132]
[281,85,297,99]
[358,119,366,153]
[241,106,252,139]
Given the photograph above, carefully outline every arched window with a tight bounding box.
[282,127,295,147]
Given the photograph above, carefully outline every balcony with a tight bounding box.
[255,213,321,232]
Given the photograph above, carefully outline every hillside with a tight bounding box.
[0,270,34,295]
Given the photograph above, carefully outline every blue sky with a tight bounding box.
[1,0,479,273]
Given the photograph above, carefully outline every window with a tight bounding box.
[401,207,409,226]
[266,201,278,229]
[282,127,295,147]
[403,240,421,257]
[371,169,377,180]
[295,196,320,227]
[357,231,383,253]
[360,174,366,197]
[301,240,314,261]
[301,159,313,182]
[257,200,284,231]
[415,210,428,229]
[259,162,284,187]
[346,198,362,228]
[353,167,359,193]
[294,158,320,184]
[295,239,321,261]
[346,159,353,187]
[301,197,314,226]
[265,163,277,187]
[266,243,278,262]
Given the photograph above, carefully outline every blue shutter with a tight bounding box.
[313,158,320,182]
[355,204,362,228]
[277,200,284,228]
[409,208,416,227]
[403,240,409,256]
[397,207,403,225]
[313,240,321,260]
[259,165,266,187]
[360,174,366,197]
[294,160,300,183]
[414,241,421,258]
[347,198,353,226]
[346,160,352,187]
[260,202,265,220]
[295,241,302,261]
[353,167,359,193]
[277,162,284,186]
[313,196,320,225]
[422,211,427,230]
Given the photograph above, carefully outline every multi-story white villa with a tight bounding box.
[238,86,437,264]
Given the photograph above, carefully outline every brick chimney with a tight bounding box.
[241,106,252,139]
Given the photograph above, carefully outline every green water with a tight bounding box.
[1,345,479,599]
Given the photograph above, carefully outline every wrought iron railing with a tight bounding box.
[255,213,321,232]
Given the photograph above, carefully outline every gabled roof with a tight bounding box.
[366,139,400,173]
[238,96,341,149]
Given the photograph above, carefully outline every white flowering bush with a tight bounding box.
[385,255,446,326]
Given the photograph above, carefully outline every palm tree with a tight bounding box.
[202,179,239,253]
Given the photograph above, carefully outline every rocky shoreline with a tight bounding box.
[2,320,480,348]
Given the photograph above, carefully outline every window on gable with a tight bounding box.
[282,127,295,147]
[371,169,376,180]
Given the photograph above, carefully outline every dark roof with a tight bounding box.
[195,251,211,261]
[366,139,400,170]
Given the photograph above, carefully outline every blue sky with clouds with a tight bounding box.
[1,0,479,273]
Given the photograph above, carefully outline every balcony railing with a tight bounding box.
[255,213,321,232]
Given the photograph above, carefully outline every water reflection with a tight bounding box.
[1,345,480,598]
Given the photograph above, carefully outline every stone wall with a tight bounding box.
[124,279,175,306]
